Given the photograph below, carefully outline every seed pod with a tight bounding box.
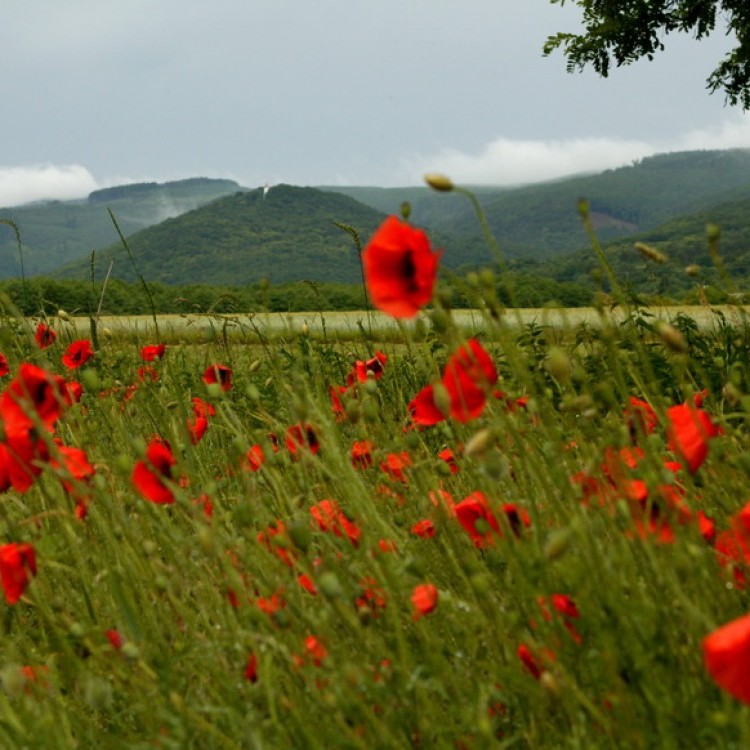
[464,428,495,459]
[634,242,667,264]
[657,322,688,353]
[424,173,454,192]
[432,382,452,417]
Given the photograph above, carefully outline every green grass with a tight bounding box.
[0,292,748,748]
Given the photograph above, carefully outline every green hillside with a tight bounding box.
[532,192,750,300]
[0,178,243,278]
[329,149,750,259]
[56,185,392,285]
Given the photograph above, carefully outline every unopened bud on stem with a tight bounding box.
[424,173,454,192]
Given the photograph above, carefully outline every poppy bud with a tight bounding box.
[424,173,454,192]
[634,242,667,264]
[57,309,71,321]
[362,397,379,423]
[544,528,572,561]
[658,323,688,353]
[545,347,572,382]
[540,670,560,695]
[345,400,361,423]
[318,572,343,599]
[464,428,495,459]
[432,382,452,418]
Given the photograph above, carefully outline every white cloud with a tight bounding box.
[404,117,750,186]
[0,165,98,207]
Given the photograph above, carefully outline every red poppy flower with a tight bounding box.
[625,397,658,441]
[188,397,214,419]
[0,432,48,493]
[411,519,436,538]
[442,339,498,422]
[66,380,83,403]
[186,416,208,445]
[502,503,532,537]
[244,653,259,683]
[256,590,286,616]
[34,322,56,349]
[454,491,501,548]
[132,437,178,504]
[715,502,750,586]
[310,499,361,546]
[137,366,159,383]
[298,573,317,595]
[61,339,94,370]
[356,577,387,618]
[140,344,166,361]
[0,354,9,378]
[203,364,233,392]
[257,520,295,567]
[437,448,459,473]
[380,451,412,483]
[0,543,37,605]
[704,613,750,705]
[667,404,719,473]
[362,216,440,318]
[52,442,95,494]
[411,583,439,620]
[302,635,328,667]
[347,351,388,385]
[517,643,543,680]
[242,444,266,472]
[329,384,347,419]
[351,440,374,469]
[1,363,69,435]
[106,629,124,650]
[408,384,445,427]
[285,423,320,457]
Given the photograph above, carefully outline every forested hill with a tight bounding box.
[326,149,750,259]
[0,178,243,278]
[535,192,750,299]
[56,185,392,285]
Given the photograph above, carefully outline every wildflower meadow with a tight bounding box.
[0,185,749,749]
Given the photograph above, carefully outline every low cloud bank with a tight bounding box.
[0,165,98,207]
[405,117,750,186]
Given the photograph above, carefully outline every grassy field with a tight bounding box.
[42,304,750,344]
[0,292,748,748]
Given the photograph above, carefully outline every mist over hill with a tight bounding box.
[4,149,750,301]
[0,178,243,278]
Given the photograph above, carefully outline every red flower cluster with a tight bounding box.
[454,492,530,548]
[330,352,388,419]
[0,364,73,493]
[409,339,498,425]
[310,500,361,546]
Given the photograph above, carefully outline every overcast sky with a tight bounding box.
[2,0,749,205]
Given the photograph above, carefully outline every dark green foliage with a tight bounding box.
[545,0,750,109]
[333,150,750,262]
[55,185,389,286]
[536,191,750,299]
